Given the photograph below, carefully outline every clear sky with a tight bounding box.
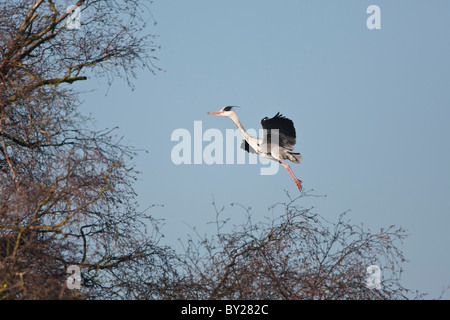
[79,0,450,298]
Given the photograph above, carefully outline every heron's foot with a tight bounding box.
[295,179,303,192]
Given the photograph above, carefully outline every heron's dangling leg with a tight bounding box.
[279,160,303,191]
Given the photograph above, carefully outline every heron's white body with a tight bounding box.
[208,107,303,191]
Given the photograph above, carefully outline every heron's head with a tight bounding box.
[207,106,238,118]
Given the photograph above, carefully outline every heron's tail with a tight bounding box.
[286,152,302,164]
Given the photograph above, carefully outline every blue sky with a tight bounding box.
[79,0,450,298]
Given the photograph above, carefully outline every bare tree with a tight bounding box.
[0,0,169,299]
[164,193,420,300]
[0,1,421,301]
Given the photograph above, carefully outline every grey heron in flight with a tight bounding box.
[208,106,303,191]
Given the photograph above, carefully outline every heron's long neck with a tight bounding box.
[230,114,250,140]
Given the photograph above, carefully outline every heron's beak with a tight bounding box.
[207,110,223,115]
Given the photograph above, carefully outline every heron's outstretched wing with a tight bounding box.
[260,112,296,149]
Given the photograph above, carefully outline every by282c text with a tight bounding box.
[225,304,268,315]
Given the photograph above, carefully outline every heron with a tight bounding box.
[207,106,303,191]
